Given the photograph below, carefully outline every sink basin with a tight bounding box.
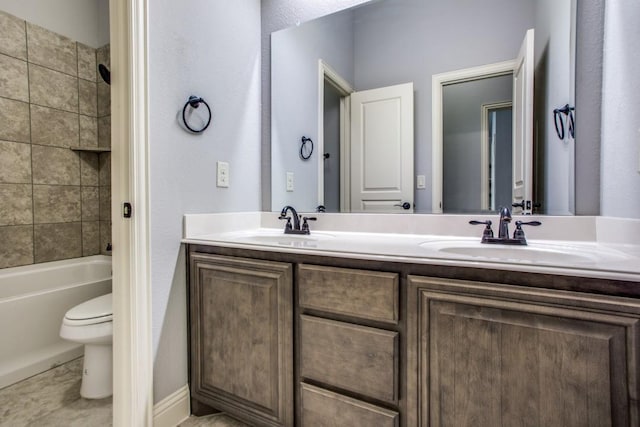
[219,229,335,247]
[419,239,628,264]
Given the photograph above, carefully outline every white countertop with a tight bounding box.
[183,212,640,282]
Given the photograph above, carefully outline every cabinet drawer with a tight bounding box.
[300,315,398,403]
[300,383,399,427]
[298,264,399,324]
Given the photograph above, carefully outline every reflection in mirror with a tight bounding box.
[271,0,576,215]
[442,75,513,213]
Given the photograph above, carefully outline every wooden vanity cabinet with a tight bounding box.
[187,246,640,427]
[407,275,640,427]
[188,253,294,426]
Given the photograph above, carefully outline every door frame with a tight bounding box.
[111,0,154,425]
[481,101,513,210]
[317,59,353,211]
[431,60,516,213]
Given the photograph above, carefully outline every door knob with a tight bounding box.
[394,202,411,210]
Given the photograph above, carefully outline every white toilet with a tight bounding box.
[60,293,113,399]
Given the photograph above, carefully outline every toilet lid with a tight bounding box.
[65,293,112,322]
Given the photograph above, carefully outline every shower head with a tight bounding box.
[98,64,111,85]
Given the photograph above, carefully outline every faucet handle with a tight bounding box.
[513,220,541,241]
[301,216,317,233]
[469,220,494,238]
[278,215,292,230]
[515,220,541,227]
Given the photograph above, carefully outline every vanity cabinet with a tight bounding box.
[407,275,640,427]
[187,245,640,427]
[188,253,294,426]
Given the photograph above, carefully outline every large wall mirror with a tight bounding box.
[271,0,584,215]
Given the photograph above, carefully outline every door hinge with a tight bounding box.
[123,202,132,218]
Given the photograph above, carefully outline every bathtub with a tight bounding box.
[0,255,112,389]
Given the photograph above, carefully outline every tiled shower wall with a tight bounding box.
[0,10,111,269]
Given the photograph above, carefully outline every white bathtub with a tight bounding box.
[0,255,112,389]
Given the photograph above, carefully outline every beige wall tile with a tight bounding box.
[79,79,97,116]
[0,11,27,60]
[0,225,34,268]
[97,80,110,117]
[26,22,77,76]
[32,145,80,185]
[0,53,28,102]
[0,97,30,142]
[99,152,111,186]
[81,186,100,221]
[99,186,111,221]
[29,65,78,113]
[98,115,111,147]
[0,140,31,183]
[82,221,100,256]
[0,184,32,226]
[96,44,110,70]
[80,152,99,186]
[80,115,98,148]
[34,222,81,263]
[100,221,111,255]
[33,185,81,224]
[30,105,79,148]
[77,43,96,82]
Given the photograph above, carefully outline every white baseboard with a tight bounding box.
[153,384,190,427]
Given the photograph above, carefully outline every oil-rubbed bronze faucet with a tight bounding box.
[470,207,541,245]
[278,206,316,235]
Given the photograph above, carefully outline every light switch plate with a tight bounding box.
[417,175,426,189]
[286,172,294,192]
[217,161,229,188]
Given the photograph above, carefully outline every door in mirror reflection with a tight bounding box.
[321,81,414,213]
[350,82,414,213]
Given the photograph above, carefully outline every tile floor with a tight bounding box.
[179,414,250,427]
[0,358,111,426]
[0,358,249,427]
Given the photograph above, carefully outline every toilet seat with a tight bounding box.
[64,293,112,326]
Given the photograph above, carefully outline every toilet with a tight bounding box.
[60,293,113,399]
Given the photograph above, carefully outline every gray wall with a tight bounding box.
[148,0,262,402]
[271,10,355,211]
[534,0,575,215]
[574,0,604,215]
[600,0,640,219]
[442,75,512,213]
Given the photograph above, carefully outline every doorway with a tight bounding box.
[441,75,513,213]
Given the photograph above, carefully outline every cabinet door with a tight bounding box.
[190,253,293,427]
[407,276,640,427]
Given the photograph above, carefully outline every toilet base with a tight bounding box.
[80,344,112,399]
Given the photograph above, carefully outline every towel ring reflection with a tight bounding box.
[182,96,212,133]
[553,104,575,140]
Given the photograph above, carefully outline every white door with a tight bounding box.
[350,82,414,213]
[512,29,535,213]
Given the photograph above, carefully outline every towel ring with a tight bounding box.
[300,136,313,160]
[182,96,212,133]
